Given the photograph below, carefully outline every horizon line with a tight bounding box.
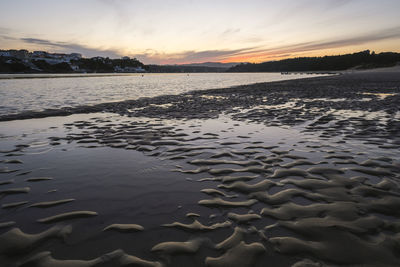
[1,48,397,66]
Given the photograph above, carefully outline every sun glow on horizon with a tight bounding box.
[1,0,400,64]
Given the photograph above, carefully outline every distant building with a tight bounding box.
[31,51,83,64]
[0,50,12,57]
[15,49,29,59]
[114,66,145,73]
[122,56,130,60]
[32,51,48,57]
[70,64,80,71]
[135,66,145,72]
[70,53,82,59]
[92,56,105,61]
[63,53,82,62]
[0,49,29,59]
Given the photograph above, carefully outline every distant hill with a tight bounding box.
[0,49,146,73]
[3,49,399,74]
[180,62,244,68]
[227,50,400,72]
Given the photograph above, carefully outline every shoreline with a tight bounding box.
[2,64,398,80]
[0,73,331,122]
[0,71,329,80]
[0,73,142,80]
[1,70,398,123]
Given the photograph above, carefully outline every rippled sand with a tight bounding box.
[1,72,400,266]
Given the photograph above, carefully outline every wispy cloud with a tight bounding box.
[20,37,121,58]
[19,25,400,63]
[3,25,400,64]
[220,28,241,37]
[222,26,400,62]
[134,47,255,64]
[288,26,400,52]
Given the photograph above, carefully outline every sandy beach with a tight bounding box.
[1,70,400,266]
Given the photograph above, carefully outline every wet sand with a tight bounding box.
[0,71,400,266]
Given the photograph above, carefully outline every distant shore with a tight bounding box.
[0,71,329,80]
[1,64,399,80]
[0,73,143,79]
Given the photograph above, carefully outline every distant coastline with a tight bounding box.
[1,49,399,74]
[0,72,143,80]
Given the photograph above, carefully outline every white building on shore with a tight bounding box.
[0,49,29,59]
[31,51,82,64]
[114,66,145,73]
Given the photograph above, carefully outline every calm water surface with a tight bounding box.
[0,73,323,116]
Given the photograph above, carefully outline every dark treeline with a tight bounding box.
[71,57,145,73]
[227,50,400,72]
[0,60,31,73]
[146,65,226,73]
[32,60,73,73]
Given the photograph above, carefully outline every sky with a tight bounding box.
[0,0,400,64]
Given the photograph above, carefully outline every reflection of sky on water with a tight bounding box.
[0,73,323,116]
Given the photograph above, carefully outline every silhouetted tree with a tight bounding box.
[227,51,400,72]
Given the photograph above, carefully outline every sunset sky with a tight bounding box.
[1,0,399,64]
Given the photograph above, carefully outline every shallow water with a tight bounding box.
[0,73,324,116]
[1,72,399,266]
[1,108,399,266]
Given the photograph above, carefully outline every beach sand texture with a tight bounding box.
[1,71,400,266]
